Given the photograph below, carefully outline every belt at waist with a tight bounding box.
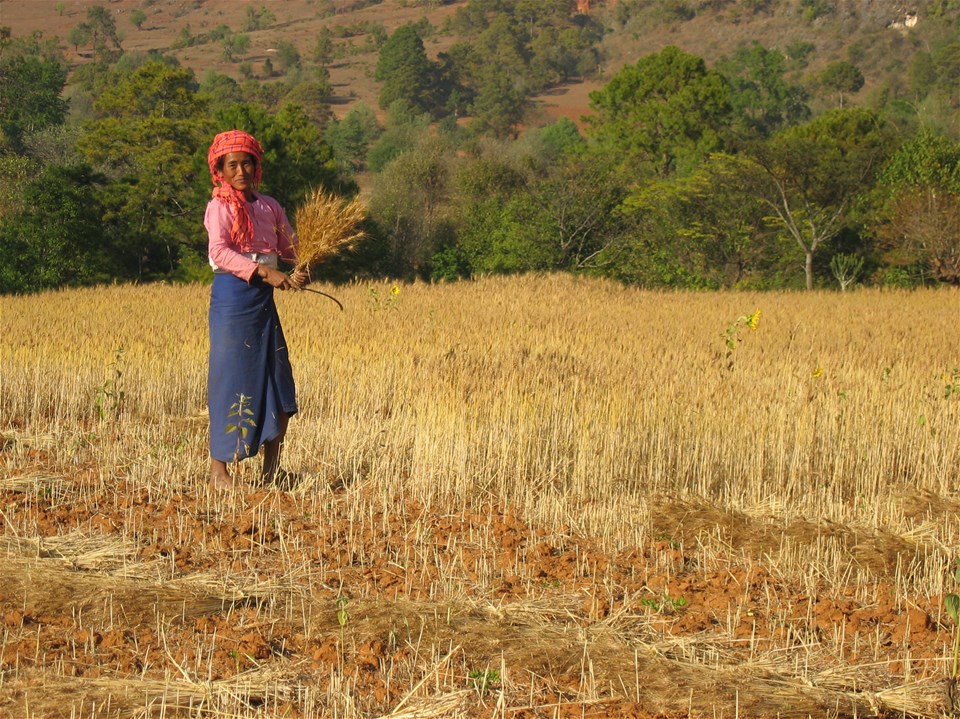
[210,252,280,273]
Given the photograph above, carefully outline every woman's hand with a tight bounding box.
[290,268,311,290]
[257,265,294,290]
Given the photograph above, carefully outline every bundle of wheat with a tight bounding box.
[293,188,366,275]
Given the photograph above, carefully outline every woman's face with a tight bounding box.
[221,152,256,195]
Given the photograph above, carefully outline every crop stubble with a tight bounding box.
[2,275,960,717]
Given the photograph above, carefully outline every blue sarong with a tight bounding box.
[208,273,297,462]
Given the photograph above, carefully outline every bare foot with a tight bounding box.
[210,460,233,490]
[260,417,288,485]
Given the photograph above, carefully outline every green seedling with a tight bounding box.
[93,346,125,420]
[225,393,256,459]
[468,668,500,697]
[641,593,688,613]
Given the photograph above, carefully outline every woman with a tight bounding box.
[205,130,306,489]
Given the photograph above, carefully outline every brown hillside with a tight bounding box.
[0,0,937,125]
[0,0,471,121]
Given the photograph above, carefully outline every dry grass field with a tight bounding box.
[2,275,960,717]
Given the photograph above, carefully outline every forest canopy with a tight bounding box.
[2,0,959,293]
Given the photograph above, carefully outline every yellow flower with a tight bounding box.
[812,366,824,379]
[746,309,761,331]
[390,285,401,296]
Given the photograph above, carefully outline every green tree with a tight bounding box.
[375,24,438,114]
[283,79,332,127]
[469,67,526,139]
[529,26,567,88]
[77,60,209,280]
[474,13,528,81]
[131,8,147,31]
[199,70,244,112]
[312,27,334,65]
[521,117,585,166]
[455,154,551,275]
[221,32,251,62]
[460,197,555,274]
[326,103,381,173]
[933,43,960,105]
[717,43,810,140]
[0,164,107,293]
[520,151,626,270]
[242,4,276,32]
[586,46,732,177]
[614,153,781,288]
[370,138,455,277]
[274,40,301,72]
[79,4,122,62]
[0,44,69,150]
[872,130,960,284]
[748,108,893,290]
[0,154,35,221]
[908,51,937,101]
[818,61,864,108]
[367,99,430,172]
[67,24,91,52]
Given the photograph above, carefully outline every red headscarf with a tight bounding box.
[207,130,264,251]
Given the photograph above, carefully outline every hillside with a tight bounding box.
[0,0,946,126]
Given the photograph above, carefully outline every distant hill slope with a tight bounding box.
[1,0,952,126]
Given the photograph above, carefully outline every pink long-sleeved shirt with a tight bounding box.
[205,193,298,282]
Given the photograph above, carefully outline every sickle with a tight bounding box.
[301,287,344,311]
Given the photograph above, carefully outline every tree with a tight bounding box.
[77,60,209,280]
[0,154,35,221]
[717,43,810,140]
[933,42,960,106]
[0,164,107,293]
[0,46,69,150]
[908,51,937,101]
[274,40,301,73]
[312,27,334,65]
[612,153,780,288]
[586,46,731,177]
[521,117,585,166]
[872,130,960,284]
[283,79,332,128]
[67,24,90,52]
[747,108,893,290]
[451,142,624,276]
[370,138,455,277]
[131,8,147,31]
[375,24,438,114]
[78,4,122,62]
[469,67,526,139]
[818,61,864,108]
[243,4,275,32]
[367,99,430,172]
[518,151,626,270]
[200,70,244,112]
[221,32,250,62]
[326,103,381,173]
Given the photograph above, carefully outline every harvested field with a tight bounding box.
[2,275,960,717]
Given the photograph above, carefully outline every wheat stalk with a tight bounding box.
[293,188,366,274]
